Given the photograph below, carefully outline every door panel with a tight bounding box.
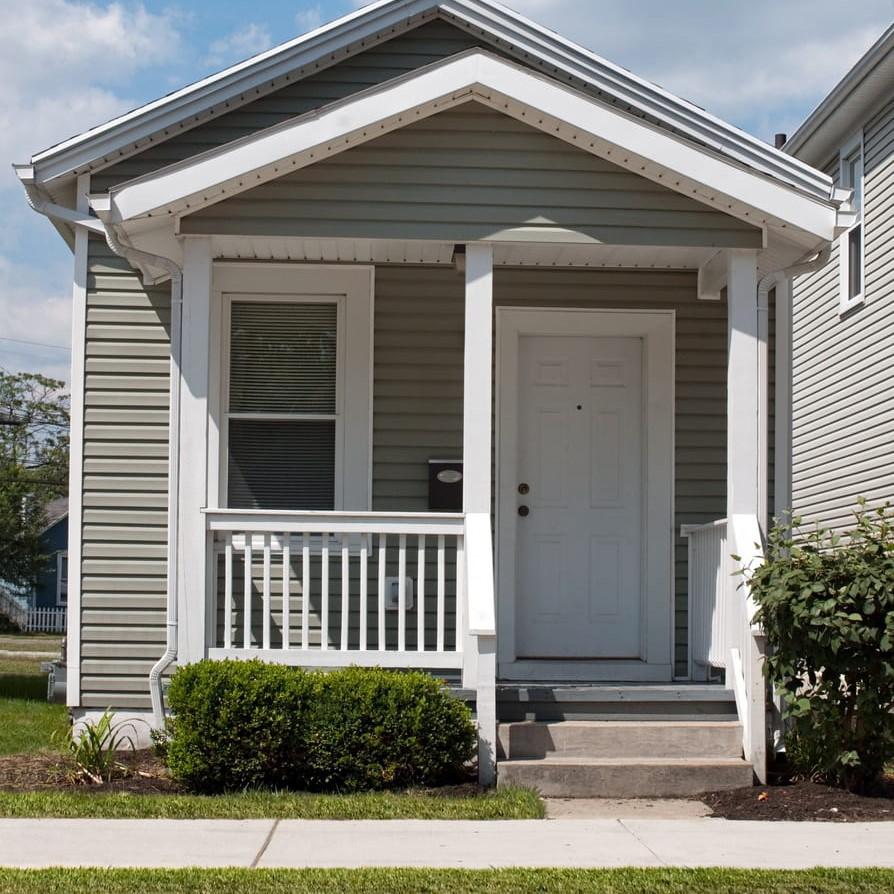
[516,335,644,659]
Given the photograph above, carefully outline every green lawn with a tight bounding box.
[0,869,891,894]
[0,787,543,820]
[0,651,67,756]
[0,634,63,653]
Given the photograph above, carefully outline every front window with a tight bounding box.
[56,551,68,605]
[226,300,339,510]
[840,134,864,311]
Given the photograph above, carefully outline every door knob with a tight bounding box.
[518,505,530,517]
[518,483,530,495]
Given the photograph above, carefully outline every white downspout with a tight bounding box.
[17,164,185,727]
[101,227,183,727]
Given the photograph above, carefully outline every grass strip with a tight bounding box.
[0,787,544,820]
[0,868,891,894]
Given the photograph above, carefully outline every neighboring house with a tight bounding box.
[784,25,894,531]
[33,497,69,612]
[17,0,850,793]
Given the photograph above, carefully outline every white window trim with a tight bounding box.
[209,263,374,512]
[56,550,68,607]
[838,130,865,314]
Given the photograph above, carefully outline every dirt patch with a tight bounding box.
[0,749,182,795]
[704,777,894,822]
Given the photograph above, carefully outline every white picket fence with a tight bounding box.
[0,589,66,633]
[26,607,67,633]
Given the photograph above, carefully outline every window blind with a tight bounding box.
[229,301,337,414]
[227,300,339,510]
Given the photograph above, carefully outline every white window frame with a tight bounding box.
[209,263,374,512]
[838,130,865,313]
[56,550,68,607]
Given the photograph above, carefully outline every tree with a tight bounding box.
[0,372,70,591]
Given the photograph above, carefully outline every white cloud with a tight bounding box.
[296,5,324,32]
[203,22,274,69]
[0,1,183,381]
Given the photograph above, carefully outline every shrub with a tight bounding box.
[304,666,476,792]
[748,501,894,791]
[165,661,475,794]
[165,660,316,793]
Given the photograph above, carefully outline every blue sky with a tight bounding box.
[1,0,892,384]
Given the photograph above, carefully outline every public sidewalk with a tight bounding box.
[2,818,894,869]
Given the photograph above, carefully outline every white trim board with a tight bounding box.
[101,52,839,248]
[65,173,89,708]
[495,307,675,682]
[28,0,831,202]
[209,263,374,514]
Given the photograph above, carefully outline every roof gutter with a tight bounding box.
[16,165,184,727]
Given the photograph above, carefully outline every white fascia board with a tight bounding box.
[28,0,831,205]
[441,0,832,201]
[108,52,838,244]
[30,0,439,183]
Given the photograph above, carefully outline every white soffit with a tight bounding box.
[29,0,830,203]
[103,52,838,246]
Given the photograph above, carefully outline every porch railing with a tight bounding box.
[205,510,466,669]
[684,514,767,782]
[681,519,730,676]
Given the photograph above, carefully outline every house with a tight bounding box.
[783,25,894,531]
[17,0,851,794]
[33,498,69,615]
[0,498,68,635]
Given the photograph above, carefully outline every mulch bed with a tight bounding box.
[704,776,894,822]
[0,750,182,795]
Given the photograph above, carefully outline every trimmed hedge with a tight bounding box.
[165,661,476,794]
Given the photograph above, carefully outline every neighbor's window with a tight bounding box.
[840,133,864,311]
[226,300,338,510]
[56,551,68,606]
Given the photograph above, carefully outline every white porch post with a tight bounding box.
[726,249,768,784]
[773,277,793,519]
[177,237,213,665]
[462,243,497,786]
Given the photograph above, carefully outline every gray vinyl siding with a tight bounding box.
[372,266,727,676]
[92,20,487,193]
[181,103,760,248]
[80,236,171,710]
[792,99,894,530]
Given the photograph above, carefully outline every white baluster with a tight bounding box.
[224,534,233,649]
[359,533,369,651]
[321,532,329,651]
[243,534,253,649]
[437,534,445,652]
[282,533,290,651]
[378,533,387,650]
[417,534,426,652]
[301,532,310,650]
[341,533,350,650]
[262,533,271,650]
[398,534,407,652]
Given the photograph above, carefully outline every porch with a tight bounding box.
[173,243,777,787]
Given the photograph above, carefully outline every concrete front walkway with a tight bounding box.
[1,818,894,869]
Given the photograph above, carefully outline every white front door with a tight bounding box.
[497,309,674,681]
[516,335,644,658]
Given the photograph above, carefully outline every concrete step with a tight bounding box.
[497,720,744,761]
[496,683,737,722]
[497,756,753,798]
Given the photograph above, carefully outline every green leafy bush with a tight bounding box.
[165,661,475,794]
[749,502,894,791]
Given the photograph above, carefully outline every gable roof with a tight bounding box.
[93,50,839,250]
[785,23,894,166]
[30,0,831,204]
